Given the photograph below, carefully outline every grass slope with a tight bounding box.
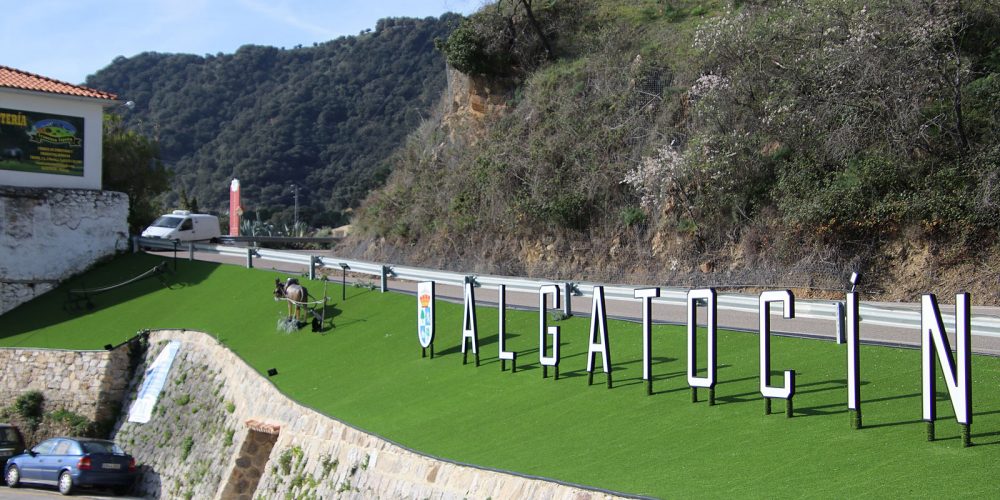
[2,254,998,498]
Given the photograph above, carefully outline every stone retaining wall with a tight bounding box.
[0,186,129,314]
[117,330,626,499]
[0,346,131,422]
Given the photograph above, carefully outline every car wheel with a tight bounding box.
[58,470,73,495]
[5,465,20,487]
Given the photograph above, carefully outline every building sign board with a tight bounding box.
[0,108,85,176]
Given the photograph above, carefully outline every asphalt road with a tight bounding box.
[0,485,138,499]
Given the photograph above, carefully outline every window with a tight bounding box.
[67,441,83,455]
[0,427,22,447]
[32,439,57,455]
[80,440,124,455]
[180,218,194,231]
[52,440,72,455]
[152,216,184,228]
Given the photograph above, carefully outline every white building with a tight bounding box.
[0,66,129,314]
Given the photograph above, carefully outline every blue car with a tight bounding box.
[4,437,136,496]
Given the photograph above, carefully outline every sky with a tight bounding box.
[2,0,487,85]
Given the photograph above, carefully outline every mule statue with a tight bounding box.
[274,278,310,324]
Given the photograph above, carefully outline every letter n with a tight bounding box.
[922,293,971,426]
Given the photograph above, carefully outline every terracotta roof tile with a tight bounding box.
[0,65,117,101]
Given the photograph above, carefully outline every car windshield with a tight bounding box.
[0,428,20,446]
[80,441,124,455]
[151,216,184,229]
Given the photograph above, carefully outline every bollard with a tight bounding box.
[563,282,573,318]
[380,265,389,293]
[188,242,195,261]
[246,248,254,269]
[835,302,846,344]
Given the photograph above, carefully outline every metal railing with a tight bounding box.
[133,237,1000,339]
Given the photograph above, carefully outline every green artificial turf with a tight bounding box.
[2,253,999,498]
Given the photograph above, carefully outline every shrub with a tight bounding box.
[47,409,93,436]
[278,448,294,475]
[776,155,909,240]
[180,436,194,461]
[321,455,338,477]
[620,206,647,228]
[14,391,44,430]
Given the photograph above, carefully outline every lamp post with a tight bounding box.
[339,263,350,300]
[291,184,299,231]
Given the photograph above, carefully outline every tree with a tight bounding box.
[178,186,200,213]
[500,0,553,61]
[102,114,171,234]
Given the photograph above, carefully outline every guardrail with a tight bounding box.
[217,235,341,245]
[134,237,1000,339]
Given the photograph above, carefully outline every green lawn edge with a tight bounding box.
[2,253,998,498]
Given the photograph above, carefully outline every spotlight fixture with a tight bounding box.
[104,344,114,351]
[267,368,278,377]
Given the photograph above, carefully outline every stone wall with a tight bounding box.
[115,330,626,499]
[0,186,129,314]
[0,346,131,423]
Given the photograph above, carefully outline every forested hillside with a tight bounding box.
[351,0,1000,303]
[87,15,460,228]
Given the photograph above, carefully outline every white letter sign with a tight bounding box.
[586,286,612,387]
[847,292,861,418]
[634,288,660,395]
[539,284,561,379]
[922,293,972,426]
[461,282,480,366]
[687,288,717,390]
[759,290,796,400]
[498,284,516,371]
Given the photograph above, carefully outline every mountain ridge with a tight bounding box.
[86,14,462,228]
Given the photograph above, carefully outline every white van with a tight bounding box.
[141,210,222,242]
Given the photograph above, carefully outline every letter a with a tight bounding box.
[587,286,612,388]
[461,282,479,366]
